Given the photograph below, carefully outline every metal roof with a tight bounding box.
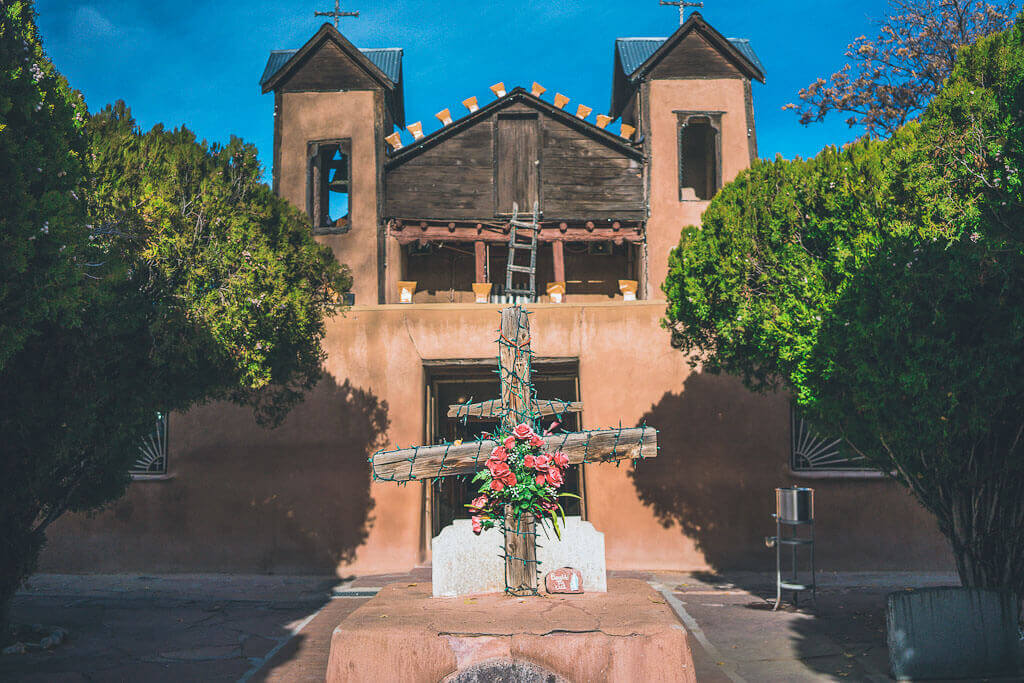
[615,36,765,77]
[259,47,403,87]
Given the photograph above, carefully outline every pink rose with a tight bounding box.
[503,435,516,449]
[512,423,535,440]
[533,454,550,469]
[470,495,489,512]
[490,446,508,461]
[529,433,545,447]
[552,451,569,469]
[523,454,536,468]
[541,499,558,512]
[490,478,506,492]
[502,471,518,487]
[487,459,510,478]
[536,473,547,486]
[471,516,484,534]
[545,466,564,487]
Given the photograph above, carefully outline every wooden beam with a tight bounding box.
[474,240,487,283]
[552,240,565,284]
[499,307,531,429]
[369,426,657,482]
[448,398,583,419]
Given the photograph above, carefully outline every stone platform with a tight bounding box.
[326,578,695,682]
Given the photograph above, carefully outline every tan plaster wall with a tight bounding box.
[278,90,383,304]
[41,303,952,576]
[643,78,751,298]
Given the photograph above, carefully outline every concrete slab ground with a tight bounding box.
[3,571,1020,681]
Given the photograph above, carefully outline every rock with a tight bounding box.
[545,567,583,594]
[431,516,606,597]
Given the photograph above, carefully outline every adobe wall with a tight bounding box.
[278,90,385,304]
[643,78,752,297]
[40,303,953,576]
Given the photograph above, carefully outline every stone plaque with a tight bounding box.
[546,567,583,594]
[431,516,606,597]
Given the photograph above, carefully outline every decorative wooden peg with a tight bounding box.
[620,124,636,139]
[462,96,479,112]
[384,132,403,150]
[575,104,592,119]
[407,121,424,140]
[490,82,506,98]
[553,93,570,109]
[595,114,613,129]
[531,82,546,97]
[435,108,453,125]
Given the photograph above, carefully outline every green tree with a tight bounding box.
[0,7,351,631]
[665,16,1024,593]
[0,0,89,369]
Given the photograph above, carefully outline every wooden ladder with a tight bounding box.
[504,201,540,302]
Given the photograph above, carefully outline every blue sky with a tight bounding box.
[36,1,890,180]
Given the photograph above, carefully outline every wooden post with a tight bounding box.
[552,240,565,284]
[504,505,537,595]
[474,240,487,283]
[499,306,532,428]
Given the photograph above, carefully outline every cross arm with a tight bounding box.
[369,426,657,483]
[447,398,584,420]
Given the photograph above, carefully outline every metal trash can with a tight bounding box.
[777,487,814,522]
[766,487,816,609]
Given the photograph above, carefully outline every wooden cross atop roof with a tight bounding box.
[660,0,703,25]
[369,306,657,483]
[315,0,359,28]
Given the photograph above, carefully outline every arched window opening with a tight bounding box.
[678,113,721,201]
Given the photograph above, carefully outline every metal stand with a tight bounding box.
[768,514,815,610]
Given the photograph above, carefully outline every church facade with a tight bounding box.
[41,15,952,576]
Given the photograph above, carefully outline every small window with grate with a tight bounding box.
[130,411,169,478]
[307,139,351,234]
[790,405,880,477]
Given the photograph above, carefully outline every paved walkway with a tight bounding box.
[3,570,1015,681]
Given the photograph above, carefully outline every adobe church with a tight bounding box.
[41,13,951,577]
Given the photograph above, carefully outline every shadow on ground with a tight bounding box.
[0,575,367,682]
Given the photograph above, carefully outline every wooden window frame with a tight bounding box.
[675,111,723,202]
[306,138,352,235]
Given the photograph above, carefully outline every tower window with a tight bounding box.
[677,112,722,201]
[307,139,351,234]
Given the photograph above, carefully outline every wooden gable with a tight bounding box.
[278,39,380,92]
[384,91,644,221]
[649,31,744,80]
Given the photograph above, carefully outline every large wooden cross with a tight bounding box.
[369,306,658,593]
[369,306,657,482]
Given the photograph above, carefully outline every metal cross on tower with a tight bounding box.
[660,0,703,24]
[315,0,359,27]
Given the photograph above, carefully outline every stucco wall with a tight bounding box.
[278,90,384,304]
[643,78,752,297]
[41,302,953,576]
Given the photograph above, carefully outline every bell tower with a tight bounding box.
[260,22,405,304]
[610,12,764,296]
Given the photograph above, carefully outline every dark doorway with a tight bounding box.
[427,360,582,536]
[496,114,540,215]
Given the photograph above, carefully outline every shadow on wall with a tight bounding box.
[629,371,788,572]
[628,371,952,573]
[41,375,389,574]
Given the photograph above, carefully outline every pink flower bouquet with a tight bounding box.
[468,422,578,538]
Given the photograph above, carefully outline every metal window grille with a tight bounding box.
[790,406,874,473]
[130,412,168,476]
